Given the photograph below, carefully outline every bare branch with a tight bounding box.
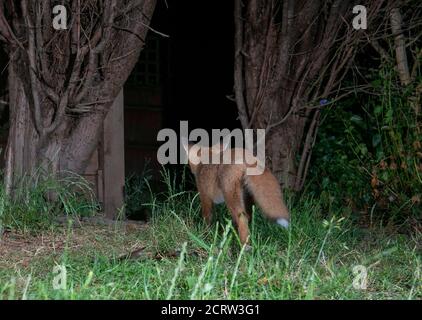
[117,0,152,19]
[138,20,169,38]
[21,0,43,134]
[44,92,69,134]
[111,25,146,42]
[70,0,117,106]
[234,0,249,129]
[37,1,54,88]
[0,0,24,50]
[390,7,411,86]
[368,37,394,63]
[93,0,117,54]
[294,109,320,191]
[411,48,422,81]
[0,0,13,43]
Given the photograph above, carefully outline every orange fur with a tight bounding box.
[184,143,290,245]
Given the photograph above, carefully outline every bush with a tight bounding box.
[308,66,422,225]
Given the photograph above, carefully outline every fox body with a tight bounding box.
[183,142,290,245]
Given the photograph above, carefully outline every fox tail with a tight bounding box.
[244,169,290,228]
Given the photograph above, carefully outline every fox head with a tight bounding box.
[181,137,230,175]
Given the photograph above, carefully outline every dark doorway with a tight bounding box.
[123,1,239,219]
[163,0,239,131]
[124,1,239,176]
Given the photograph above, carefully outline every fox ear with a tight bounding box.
[181,136,190,155]
[221,137,231,151]
[212,137,231,153]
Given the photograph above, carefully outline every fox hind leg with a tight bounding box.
[199,193,213,225]
[243,190,254,222]
[222,182,250,245]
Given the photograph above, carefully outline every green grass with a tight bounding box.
[0,169,98,233]
[0,184,420,300]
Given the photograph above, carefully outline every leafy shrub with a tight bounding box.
[309,66,422,224]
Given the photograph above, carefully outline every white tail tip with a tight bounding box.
[276,218,289,229]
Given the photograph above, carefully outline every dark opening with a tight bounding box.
[124,1,238,220]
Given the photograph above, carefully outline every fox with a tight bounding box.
[182,139,290,245]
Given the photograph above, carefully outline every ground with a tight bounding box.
[0,193,420,300]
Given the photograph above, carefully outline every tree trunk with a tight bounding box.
[5,59,37,195]
[1,0,157,195]
[390,8,411,86]
[234,0,387,190]
[5,57,71,194]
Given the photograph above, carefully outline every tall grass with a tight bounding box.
[0,168,420,299]
[0,169,98,233]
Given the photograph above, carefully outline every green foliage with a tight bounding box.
[309,65,422,224]
[0,170,99,232]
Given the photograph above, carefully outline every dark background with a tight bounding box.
[154,0,240,132]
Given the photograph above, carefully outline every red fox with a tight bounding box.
[182,140,290,245]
